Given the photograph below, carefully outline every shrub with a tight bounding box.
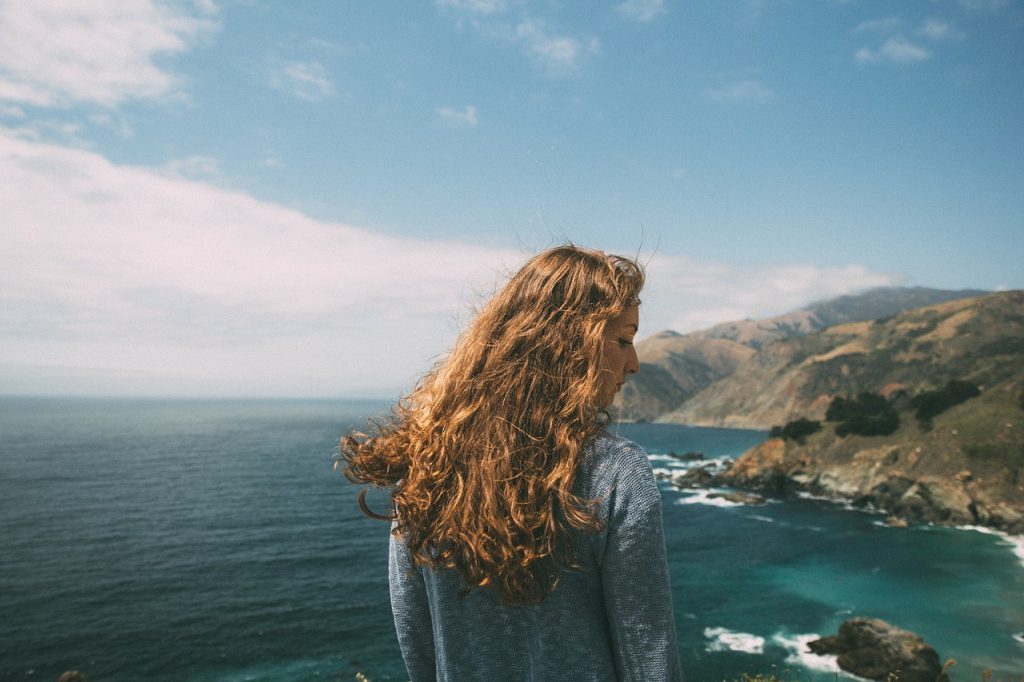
[770,417,821,443]
[826,392,889,422]
[912,380,980,423]
[835,410,901,437]
[826,392,901,437]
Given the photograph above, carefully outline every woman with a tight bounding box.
[343,245,683,681]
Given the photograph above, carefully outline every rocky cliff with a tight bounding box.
[715,374,1024,534]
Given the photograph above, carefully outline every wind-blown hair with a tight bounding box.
[342,245,645,605]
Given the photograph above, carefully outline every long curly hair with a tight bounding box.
[341,245,645,605]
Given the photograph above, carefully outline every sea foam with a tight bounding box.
[956,524,1024,569]
[704,626,765,654]
[771,633,870,680]
[675,489,745,508]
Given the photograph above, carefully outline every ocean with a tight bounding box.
[1,397,1021,681]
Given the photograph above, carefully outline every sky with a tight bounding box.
[1,0,1022,398]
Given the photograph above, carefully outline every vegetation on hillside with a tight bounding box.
[825,392,901,437]
[770,379,986,443]
[912,379,981,425]
[769,418,821,443]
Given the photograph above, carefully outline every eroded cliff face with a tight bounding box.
[716,381,1024,534]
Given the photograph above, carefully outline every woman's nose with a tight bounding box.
[627,348,639,374]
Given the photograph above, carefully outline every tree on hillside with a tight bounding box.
[912,380,981,426]
[769,417,821,444]
[826,392,901,437]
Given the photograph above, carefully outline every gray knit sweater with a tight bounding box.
[388,433,684,681]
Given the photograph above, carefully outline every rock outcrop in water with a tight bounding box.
[808,618,945,682]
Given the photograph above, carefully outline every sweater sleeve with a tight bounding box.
[388,527,437,681]
[600,441,685,682]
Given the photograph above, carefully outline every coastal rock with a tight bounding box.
[667,466,715,489]
[707,491,766,506]
[808,618,943,682]
[713,379,1024,535]
[716,438,793,494]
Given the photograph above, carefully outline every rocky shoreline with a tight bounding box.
[711,432,1024,536]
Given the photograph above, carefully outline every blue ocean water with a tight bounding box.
[1,397,1021,681]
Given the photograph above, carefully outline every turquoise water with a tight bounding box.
[1,398,1021,681]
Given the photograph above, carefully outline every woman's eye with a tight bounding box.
[617,338,633,348]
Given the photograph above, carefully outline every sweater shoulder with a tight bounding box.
[578,431,654,496]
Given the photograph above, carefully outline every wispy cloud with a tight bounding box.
[0,103,25,119]
[437,3,597,76]
[615,0,668,23]
[921,18,966,42]
[436,0,507,15]
[0,128,521,395]
[514,20,599,75]
[0,0,216,108]
[958,0,1009,11]
[855,36,932,64]
[708,80,774,104]
[645,256,901,334]
[160,155,222,179]
[436,104,479,127]
[268,60,335,101]
[853,16,903,34]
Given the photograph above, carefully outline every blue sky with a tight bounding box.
[1,0,1022,397]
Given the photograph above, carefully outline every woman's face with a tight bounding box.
[598,305,640,407]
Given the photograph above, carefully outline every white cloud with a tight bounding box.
[0,103,25,118]
[437,4,596,76]
[0,0,216,108]
[515,20,598,75]
[855,36,931,64]
[436,0,507,15]
[643,255,901,334]
[853,16,902,34]
[0,128,522,396]
[268,60,335,102]
[160,155,222,179]
[921,18,965,42]
[436,104,479,127]
[708,80,774,104]
[616,0,667,23]
[958,0,1009,11]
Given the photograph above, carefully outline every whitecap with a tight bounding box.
[647,454,688,466]
[771,633,868,679]
[749,514,776,524]
[955,525,1024,569]
[704,626,765,654]
[675,489,744,508]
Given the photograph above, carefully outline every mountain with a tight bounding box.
[647,289,1024,534]
[617,332,754,421]
[660,291,1024,429]
[616,286,988,422]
